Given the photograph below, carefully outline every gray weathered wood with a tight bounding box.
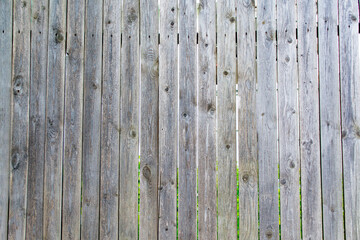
[81,0,103,238]
[257,0,279,238]
[62,0,85,238]
[237,0,258,239]
[318,0,344,239]
[99,0,121,238]
[217,0,237,239]
[178,0,197,239]
[198,0,217,239]
[297,0,323,239]
[140,0,159,239]
[8,0,31,238]
[277,0,301,238]
[339,0,360,238]
[43,0,67,238]
[119,1,140,239]
[0,0,12,238]
[158,0,178,238]
[26,0,49,238]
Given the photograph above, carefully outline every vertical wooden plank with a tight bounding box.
[158,0,178,238]
[277,0,301,238]
[0,0,12,238]
[119,0,140,239]
[178,0,197,239]
[198,0,217,239]
[140,0,159,239]
[8,0,31,238]
[297,0,323,239]
[62,0,85,238]
[237,0,258,238]
[26,0,49,238]
[81,0,103,238]
[339,0,360,238]
[257,0,279,238]
[43,0,66,238]
[100,0,121,238]
[318,0,344,239]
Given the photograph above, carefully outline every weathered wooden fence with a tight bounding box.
[0,0,359,239]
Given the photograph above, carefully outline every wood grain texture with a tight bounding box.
[178,0,197,239]
[198,0,217,239]
[62,0,85,238]
[318,0,344,239]
[140,0,159,239]
[277,0,301,238]
[8,0,31,238]
[0,0,12,238]
[99,0,121,238]
[81,0,103,238]
[119,1,140,239]
[297,0,323,239]
[158,0,178,238]
[257,0,279,238]
[26,0,49,238]
[339,0,360,238]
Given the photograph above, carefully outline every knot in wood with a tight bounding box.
[127,8,138,24]
[242,174,249,183]
[55,30,64,43]
[142,166,151,180]
[13,76,24,96]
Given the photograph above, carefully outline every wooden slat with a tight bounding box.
[119,1,140,239]
[277,0,301,238]
[178,0,197,239]
[198,0,217,239]
[339,0,360,238]
[43,0,67,238]
[99,0,121,238]
[297,0,323,239]
[62,0,85,238]
[237,0,258,239]
[158,0,178,238]
[8,0,31,238]
[81,0,103,238]
[140,0,159,239]
[257,0,279,238]
[318,0,344,239]
[26,0,49,238]
[0,0,12,238]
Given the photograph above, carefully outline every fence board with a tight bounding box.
[198,0,217,239]
[297,0,323,239]
[339,0,360,238]
[237,0,258,238]
[318,0,344,239]
[158,0,178,239]
[0,0,12,238]
[119,1,140,239]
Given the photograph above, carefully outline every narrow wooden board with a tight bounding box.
[158,0,178,238]
[198,0,217,239]
[0,0,12,238]
[8,0,31,238]
[257,0,279,238]
[99,0,121,238]
[339,0,360,238]
[62,0,85,238]
[178,0,197,239]
[318,0,344,239]
[217,0,237,239]
[26,0,49,238]
[81,0,103,238]
[237,0,258,238]
[119,1,140,239]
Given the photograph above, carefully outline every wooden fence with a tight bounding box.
[0,0,359,239]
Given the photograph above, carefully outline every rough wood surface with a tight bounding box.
[81,0,103,238]
[158,0,178,239]
[198,0,217,239]
[119,1,140,239]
